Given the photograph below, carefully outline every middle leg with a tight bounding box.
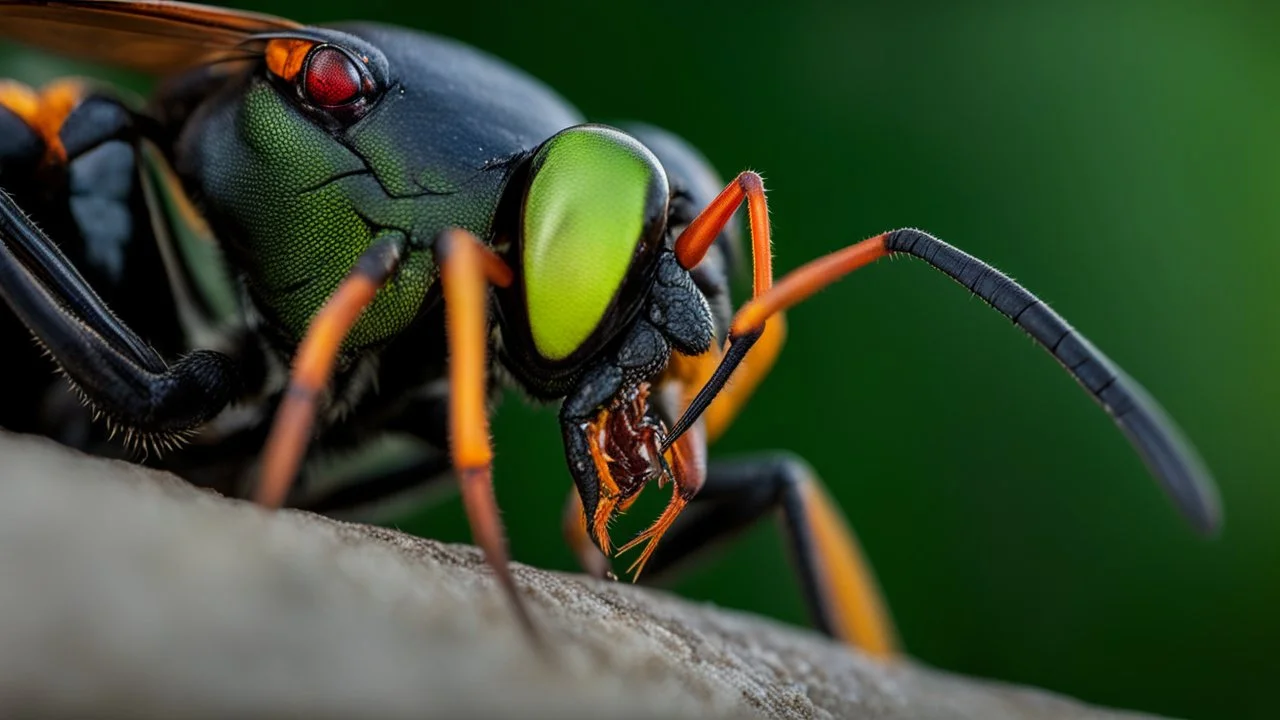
[640,452,899,657]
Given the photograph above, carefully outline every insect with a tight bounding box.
[0,0,1221,655]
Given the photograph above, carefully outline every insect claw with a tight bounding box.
[617,489,690,581]
[656,452,674,489]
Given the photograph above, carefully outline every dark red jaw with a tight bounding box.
[593,382,669,504]
[585,380,703,579]
[584,381,674,555]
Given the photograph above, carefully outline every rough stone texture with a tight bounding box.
[0,430,1167,719]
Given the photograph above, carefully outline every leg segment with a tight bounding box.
[255,236,406,507]
[1,81,69,433]
[0,187,241,445]
[433,228,538,640]
[674,170,772,298]
[672,312,787,445]
[561,489,611,579]
[1,78,229,442]
[254,229,536,639]
[640,453,898,657]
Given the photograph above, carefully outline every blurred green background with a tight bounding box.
[3,1,1277,717]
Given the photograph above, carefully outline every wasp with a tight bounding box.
[0,0,1220,654]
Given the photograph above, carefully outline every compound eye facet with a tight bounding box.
[303,46,363,108]
[519,125,670,362]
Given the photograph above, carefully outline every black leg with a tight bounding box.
[640,452,899,655]
[1,81,246,445]
[295,445,454,516]
[0,97,55,433]
[0,187,242,443]
[299,392,455,514]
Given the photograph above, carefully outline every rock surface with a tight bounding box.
[0,431,1165,719]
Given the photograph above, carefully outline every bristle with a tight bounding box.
[49,371,196,459]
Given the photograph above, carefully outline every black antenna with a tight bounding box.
[664,228,1220,534]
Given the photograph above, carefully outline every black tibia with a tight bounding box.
[639,453,844,640]
[661,327,760,452]
[883,228,1220,534]
[0,103,52,433]
[1,88,194,437]
[299,449,453,515]
[0,188,241,439]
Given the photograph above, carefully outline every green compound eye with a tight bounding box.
[520,125,668,361]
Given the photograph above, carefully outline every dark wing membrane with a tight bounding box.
[0,0,300,75]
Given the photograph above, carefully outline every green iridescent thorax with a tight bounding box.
[521,126,668,361]
[190,81,431,349]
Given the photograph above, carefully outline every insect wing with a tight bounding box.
[0,0,301,75]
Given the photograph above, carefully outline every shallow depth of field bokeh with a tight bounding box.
[3,1,1277,718]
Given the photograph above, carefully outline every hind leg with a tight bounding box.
[640,452,899,657]
[0,79,247,446]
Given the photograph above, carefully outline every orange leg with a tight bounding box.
[561,490,611,579]
[665,170,780,445]
[646,322,898,656]
[675,170,773,298]
[256,236,405,508]
[432,229,541,641]
[638,175,899,654]
[633,451,899,656]
[798,473,898,655]
[616,405,707,580]
[667,174,892,445]
[598,171,784,574]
